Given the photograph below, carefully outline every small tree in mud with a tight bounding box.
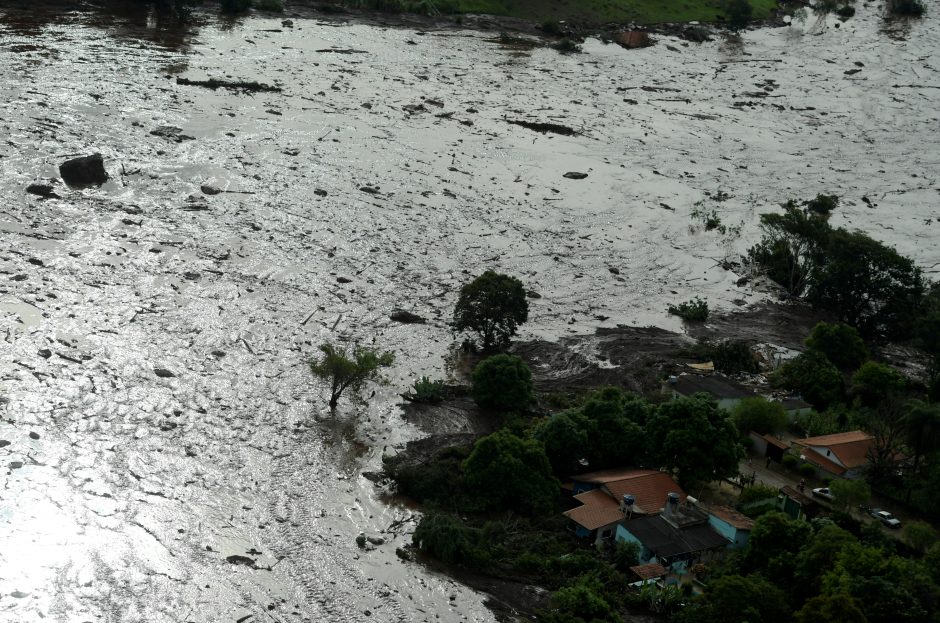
[725,0,753,30]
[309,342,394,409]
[453,271,529,351]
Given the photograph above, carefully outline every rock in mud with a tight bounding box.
[201,184,222,195]
[28,432,39,440]
[154,368,176,378]
[26,183,58,198]
[59,154,108,188]
[0,440,10,448]
[389,309,425,324]
[366,536,385,546]
[225,554,257,567]
[563,172,588,179]
[614,31,653,50]
[150,126,194,142]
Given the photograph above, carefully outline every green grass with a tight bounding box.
[442,0,778,25]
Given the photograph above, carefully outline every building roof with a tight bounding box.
[708,505,755,531]
[671,374,753,400]
[780,485,816,507]
[570,469,686,516]
[563,503,625,531]
[622,515,729,560]
[762,434,790,450]
[793,430,874,470]
[630,563,668,581]
[800,447,848,475]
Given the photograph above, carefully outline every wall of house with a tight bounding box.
[718,397,741,411]
[707,516,747,549]
[615,525,653,563]
[595,523,618,547]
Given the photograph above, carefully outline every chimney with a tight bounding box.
[663,492,680,519]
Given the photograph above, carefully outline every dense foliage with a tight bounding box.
[667,297,709,322]
[804,321,868,370]
[731,397,788,435]
[471,354,534,413]
[771,350,844,409]
[453,271,529,351]
[309,342,394,408]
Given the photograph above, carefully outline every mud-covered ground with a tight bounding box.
[1,2,938,622]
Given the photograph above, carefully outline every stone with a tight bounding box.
[154,368,176,378]
[389,309,425,324]
[59,154,108,188]
[201,184,222,195]
[563,171,588,179]
[26,183,58,198]
[28,432,39,440]
[0,440,10,448]
[366,536,385,546]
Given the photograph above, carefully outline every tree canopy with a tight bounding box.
[645,394,743,489]
[771,350,844,410]
[804,322,868,370]
[731,397,788,435]
[453,270,529,351]
[471,354,534,413]
[309,342,394,408]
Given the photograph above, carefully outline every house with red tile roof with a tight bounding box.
[563,469,687,544]
[791,431,875,479]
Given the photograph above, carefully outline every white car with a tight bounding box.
[871,509,902,529]
[811,487,834,502]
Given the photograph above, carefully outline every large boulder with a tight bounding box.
[59,154,108,188]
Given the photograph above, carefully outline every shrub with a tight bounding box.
[540,19,564,35]
[472,354,533,413]
[553,38,582,54]
[732,397,788,435]
[453,271,529,351]
[771,351,844,410]
[406,376,446,403]
[805,322,868,370]
[805,194,839,215]
[738,484,779,505]
[836,5,856,17]
[889,0,926,16]
[799,463,817,478]
[668,297,709,322]
[685,339,759,374]
[221,0,251,12]
[309,342,394,409]
[782,454,799,470]
[253,0,284,11]
[725,0,753,30]
[851,361,906,407]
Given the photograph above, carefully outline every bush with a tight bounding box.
[836,5,856,17]
[685,339,760,374]
[309,342,394,408]
[540,19,563,35]
[406,376,446,403]
[799,463,817,478]
[472,354,534,413]
[851,361,906,407]
[889,0,926,16]
[253,0,284,10]
[738,484,779,505]
[805,194,839,215]
[668,297,709,322]
[805,322,868,370]
[732,397,788,435]
[725,0,753,29]
[553,38,582,54]
[771,351,844,410]
[453,271,529,351]
[221,0,251,12]
[782,454,799,470]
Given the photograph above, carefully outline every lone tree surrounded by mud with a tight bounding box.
[453,271,529,352]
[309,342,394,409]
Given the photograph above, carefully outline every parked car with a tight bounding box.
[871,509,902,529]
[811,487,834,502]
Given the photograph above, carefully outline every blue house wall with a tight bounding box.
[707,516,748,549]
[615,525,652,563]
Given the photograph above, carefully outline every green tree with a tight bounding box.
[795,407,844,437]
[412,512,477,565]
[828,478,870,511]
[462,429,559,515]
[731,397,788,435]
[580,388,648,470]
[748,201,831,296]
[794,593,867,623]
[808,229,924,338]
[646,394,743,489]
[771,351,844,410]
[453,271,529,351]
[610,540,640,572]
[696,574,790,623]
[904,400,940,478]
[794,523,858,596]
[309,342,394,409]
[805,322,869,370]
[534,411,590,476]
[471,354,534,413]
[541,576,622,623]
[725,0,754,30]
[903,521,938,555]
[744,511,812,572]
[852,361,906,407]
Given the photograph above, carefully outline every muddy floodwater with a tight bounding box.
[1,3,938,622]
